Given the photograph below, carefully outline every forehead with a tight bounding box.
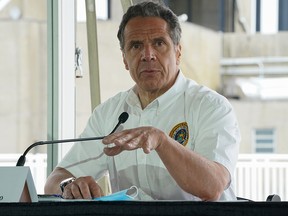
[124,16,170,40]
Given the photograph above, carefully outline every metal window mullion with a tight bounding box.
[47,0,76,174]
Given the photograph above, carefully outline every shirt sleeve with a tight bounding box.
[56,106,109,179]
[56,91,130,179]
[192,92,241,179]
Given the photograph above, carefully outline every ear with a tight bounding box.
[176,44,182,65]
[122,52,129,70]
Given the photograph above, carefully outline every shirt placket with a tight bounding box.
[136,107,156,193]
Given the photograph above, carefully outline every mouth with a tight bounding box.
[139,70,160,79]
[140,69,160,74]
[142,70,156,73]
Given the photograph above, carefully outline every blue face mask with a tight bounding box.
[93,186,138,201]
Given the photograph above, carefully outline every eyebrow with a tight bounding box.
[127,36,167,46]
[128,40,143,46]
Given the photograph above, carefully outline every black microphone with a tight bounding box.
[16,112,129,166]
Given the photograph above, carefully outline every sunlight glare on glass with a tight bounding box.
[260,0,278,34]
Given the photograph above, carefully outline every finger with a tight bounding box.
[62,183,81,199]
[90,182,104,198]
[63,176,96,199]
[141,135,154,154]
[103,145,123,156]
[62,186,74,199]
[102,131,127,144]
[103,128,141,145]
[142,145,152,154]
[104,137,146,156]
[110,132,142,148]
[77,181,93,199]
[122,136,142,150]
[103,127,159,154]
[70,183,86,199]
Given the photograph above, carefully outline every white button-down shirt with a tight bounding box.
[58,71,240,201]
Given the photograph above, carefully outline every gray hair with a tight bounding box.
[117,1,182,50]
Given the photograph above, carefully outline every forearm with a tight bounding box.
[156,133,230,201]
[44,167,75,194]
[102,126,230,200]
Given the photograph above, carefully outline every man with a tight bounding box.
[45,2,240,201]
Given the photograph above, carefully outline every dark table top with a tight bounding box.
[1,200,288,216]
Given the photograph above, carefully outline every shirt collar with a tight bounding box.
[126,70,188,111]
[156,70,188,112]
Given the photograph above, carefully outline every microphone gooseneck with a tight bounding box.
[16,112,129,166]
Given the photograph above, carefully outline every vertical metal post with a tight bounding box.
[121,0,133,12]
[47,0,58,174]
[47,0,76,174]
[85,0,101,111]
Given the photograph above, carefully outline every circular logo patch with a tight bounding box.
[169,122,189,146]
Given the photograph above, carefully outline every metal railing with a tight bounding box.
[1,153,287,200]
[236,154,288,201]
[220,56,288,76]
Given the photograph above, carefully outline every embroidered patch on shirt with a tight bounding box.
[169,122,189,146]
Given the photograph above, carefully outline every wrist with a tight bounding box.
[155,130,167,152]
[59,177,76,192]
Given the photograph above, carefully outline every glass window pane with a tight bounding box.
[255,129,274,135]
[0,0,47,194]
[255,139,273,144]
[254,129,275,153]
[255,148,274,153]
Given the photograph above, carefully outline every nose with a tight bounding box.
[141,45,156,62]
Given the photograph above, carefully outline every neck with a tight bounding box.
[138,93,157,109]
[136,87,165,109]
[136,70,180,109]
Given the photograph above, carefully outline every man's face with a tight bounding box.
[122,16,181,95]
